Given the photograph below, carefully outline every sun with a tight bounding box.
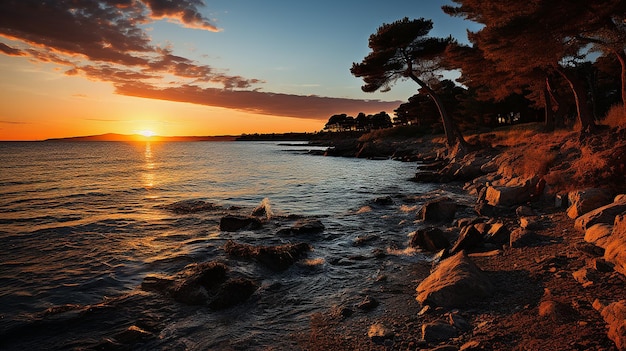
[138,130,156,137]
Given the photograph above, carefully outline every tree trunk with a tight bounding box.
[408,73,468,151]
[615,50,626,107]
[543,81,555,132]
[556,67,596,132]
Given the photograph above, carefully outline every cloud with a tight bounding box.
[116,82,401,119]
[0,1,400,120]
[0,42,24,56]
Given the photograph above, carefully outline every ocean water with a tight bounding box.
[0,141,444,350]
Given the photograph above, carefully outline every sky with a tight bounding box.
[0,0,479,140]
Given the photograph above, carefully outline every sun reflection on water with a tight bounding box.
[143,142,155,190]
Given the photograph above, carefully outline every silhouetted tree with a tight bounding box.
[444,1,602,132]
[351,17,467,154]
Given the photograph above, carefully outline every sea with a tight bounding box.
[0,140,456,350]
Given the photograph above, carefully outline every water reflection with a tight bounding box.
[143,142,155,189]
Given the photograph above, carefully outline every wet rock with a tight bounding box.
[594,299,626,350]
[160,200,220,214]
[450,225,483,254]
[371,195,394,206]
[113,325,152,344]
[224,240,312,271]
[169,262,228,305]
[574,197,626,232]
[421,321,458,342]
[208,277,258,310]
[219,215,263,232]
[276,218,325,236]
[509,228,537,248]
[353,234,379,247]
[584,223,613,249]
[418,197,458,223]
[368,323,394,345]
[416,251,493,308]
[605,214,626,276]
[567,188,612,219]
[409,227,450,252]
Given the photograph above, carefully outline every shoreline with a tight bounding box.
[296,124,626,350]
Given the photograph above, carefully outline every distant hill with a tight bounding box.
[45,133,237,142]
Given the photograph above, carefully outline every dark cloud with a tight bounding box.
[0,1,400,120]
[0,42,24,56]
[116,82,401,120]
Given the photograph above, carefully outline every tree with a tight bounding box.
[444,0,602,132]
[351,17,467,153]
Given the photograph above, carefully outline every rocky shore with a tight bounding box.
[296,125,626,350]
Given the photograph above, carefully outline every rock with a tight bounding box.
[450,225,483,254]
[509,228,537,248]
[371,196,394,206]
[357,295,379,311]
[538,299,575,321]
[588,257,614,272]
[168,262,228,305]
[418,197,458,223]
[484,222,509,244]
[519,216,541,230]
[223,240,312,271]
[431,345,459,351]
[585,223,614,249]
[572,267,598,287]
[114,325,152,344]
[219,215,263,232]
[277,218,325,236]
[474,202,497,216]
[594,300,626,350]
[208,277,258,310]
[460,340,481,351]
[409,227,450,252]
[421,322,458,342]
[368,323,394,345]
[484,177,538,206]
[416,251,493,308]
[567,188,612,219]
[605,214,626,276]
[574,197,626,232]
[516,205,534,217]
[449,313,471,332]
[160,200,219,214]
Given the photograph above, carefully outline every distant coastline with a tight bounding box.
[44,133,238,142]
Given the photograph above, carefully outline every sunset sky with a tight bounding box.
[0,1,478,140]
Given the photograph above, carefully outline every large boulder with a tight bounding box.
[605,214,626,277]
[484,177,538,207]
[416,251,493,308]
[418,197,458,223]
[409,227,450,252]
[594,299,626,350]
[450,225,483,254]
[567,188,613,219]
[574,196,626,232]
[585,223,614,249]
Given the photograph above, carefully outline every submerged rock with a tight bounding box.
[276,218,325,236]
[219,215,263,232]
[160,200,220,214]
[140,261,257,308]
[224,240,312,271]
